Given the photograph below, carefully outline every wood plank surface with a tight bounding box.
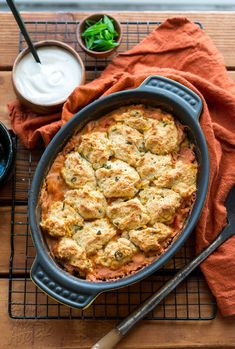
[0,71,16,129]
[1,12,235,69]
[0,207,11,274]
[1,11,235,349]
[0,279,234,348]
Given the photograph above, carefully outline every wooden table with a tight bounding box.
[1,11,235,349]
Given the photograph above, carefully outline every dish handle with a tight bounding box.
[31,256,96,309]
[138,75,203,121]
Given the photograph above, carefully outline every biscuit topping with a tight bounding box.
[40,105,198,281]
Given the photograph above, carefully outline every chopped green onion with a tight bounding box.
[82,23,108,37]
[85,19,96,26]
[103,15,115,34]
[81,15,120,52]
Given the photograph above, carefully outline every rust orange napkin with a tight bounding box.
[8,17,235,316]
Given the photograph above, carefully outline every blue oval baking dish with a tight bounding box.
[29,75,209,309]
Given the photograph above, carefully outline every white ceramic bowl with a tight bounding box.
[12,40,86,114]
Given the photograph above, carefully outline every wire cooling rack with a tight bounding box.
[6,20,216,320]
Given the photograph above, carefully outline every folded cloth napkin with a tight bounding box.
[8,17,235,316]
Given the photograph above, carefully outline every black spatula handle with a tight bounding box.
[117,223,233,335]
[92,223,234,349]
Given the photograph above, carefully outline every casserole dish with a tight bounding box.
[29,75,209,309]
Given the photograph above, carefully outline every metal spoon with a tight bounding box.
[92,185,235,349]
[6,0,41,63]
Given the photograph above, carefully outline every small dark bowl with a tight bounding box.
[0,122,15,186]
[77,13,122,58]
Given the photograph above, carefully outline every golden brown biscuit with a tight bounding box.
[95,238,137,269]
[107,198,150,230]
[54,237,92,271]
[129,223,173,253]
[171,161,198,198]
[61,152,96,189]
[96,159,140,198]
[108,123,144,166]
[64,187,107,219]
[78,131,113,169]
[144,116,180,155]
[73,218,116,255]
[40,201,83,237]
[136,152,173,184]
[139,187,181,224]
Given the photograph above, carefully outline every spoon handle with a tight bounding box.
[6,0,41,63]
[92,223,234,349]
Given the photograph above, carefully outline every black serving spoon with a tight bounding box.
[6,0,41,63]
[92,185,235,349]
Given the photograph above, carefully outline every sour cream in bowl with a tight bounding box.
[12,40,85,113]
